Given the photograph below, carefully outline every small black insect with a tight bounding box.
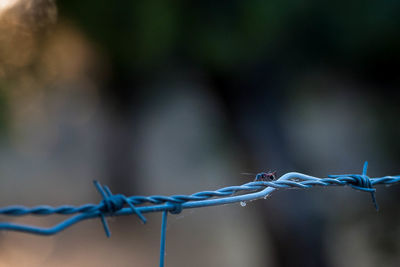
[254,171,277,182]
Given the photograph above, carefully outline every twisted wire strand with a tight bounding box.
[1,162,399,236]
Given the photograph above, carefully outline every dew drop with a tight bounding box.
[240,201,247,207]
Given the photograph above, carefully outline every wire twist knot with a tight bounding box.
[99,194,126,213]
[168,203,182,214]
[347,174,375,193]
[94,181,147,237]
[328,162,378,211]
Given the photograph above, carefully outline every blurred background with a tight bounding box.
[0,0,400,266]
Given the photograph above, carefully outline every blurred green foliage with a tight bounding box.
[58,0,400,70]
[1,0,399,134]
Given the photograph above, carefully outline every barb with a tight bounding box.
[0,162,400,266]
[93,180,147,237]
[328,162,379,210]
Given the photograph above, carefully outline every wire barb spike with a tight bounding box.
[93,180,147,237]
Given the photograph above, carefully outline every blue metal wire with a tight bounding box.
[159,211,168,267]
[1,162,400,266]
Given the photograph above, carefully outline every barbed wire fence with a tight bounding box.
[1,162,400,266]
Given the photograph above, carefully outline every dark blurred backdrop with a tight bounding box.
[0,1,400,266]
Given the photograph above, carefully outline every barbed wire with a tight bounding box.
[1,162,400,267]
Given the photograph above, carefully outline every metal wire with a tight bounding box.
[1,162,400,266]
